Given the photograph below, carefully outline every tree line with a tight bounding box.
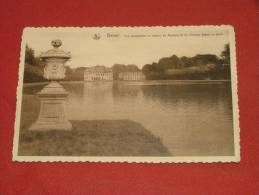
[23,44,230,83]
[142,44,230,80]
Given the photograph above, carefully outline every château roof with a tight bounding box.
[85,65,112,73]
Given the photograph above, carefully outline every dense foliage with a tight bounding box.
[23,44,231,83]
[23,45,47,83]
[112,64,140,80]
[142,44,231,80]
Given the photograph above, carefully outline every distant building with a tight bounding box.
[118,71,146,81]
[84,66,113,81]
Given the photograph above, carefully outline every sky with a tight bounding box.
[23,27,230,68]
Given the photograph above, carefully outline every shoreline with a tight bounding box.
[23,79,231,87]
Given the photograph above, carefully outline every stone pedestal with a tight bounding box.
[29,81,72,131]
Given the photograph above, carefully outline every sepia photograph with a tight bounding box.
[13,26,239,162]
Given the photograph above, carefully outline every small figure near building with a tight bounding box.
[118,71,146,81]
[84,66,113,81]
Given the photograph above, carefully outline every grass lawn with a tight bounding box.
[18,93,170,156]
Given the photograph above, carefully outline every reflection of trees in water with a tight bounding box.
[82,82,114,103]
[21,81,234,156]
[141,83,233,111]
[83,82,113,95]
[24,81,233,114]
[64,82,84,97]
[112,82,143,100]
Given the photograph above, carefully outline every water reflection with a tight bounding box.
[24,81,235,156]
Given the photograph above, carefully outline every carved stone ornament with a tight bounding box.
[40,39,71,80]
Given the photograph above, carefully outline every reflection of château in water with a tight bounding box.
[118,71,146,81]
[84,65,113,81]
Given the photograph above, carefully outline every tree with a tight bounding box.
[219,44,231,79]
[141,53,224,80]
[181,56,194,67]
[25,45,35,65]
[158,55,183,70]
[142,64,152,74]
[221,44,230,65]
[191,54,220,66]
[64,66,73,80]
[112,64,140,80]
[126,64,140,72]
[23,45,46,83]
[112,64,126,80]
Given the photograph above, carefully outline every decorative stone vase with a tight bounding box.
[29,39,72,131]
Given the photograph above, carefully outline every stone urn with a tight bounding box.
[29,39,72,131]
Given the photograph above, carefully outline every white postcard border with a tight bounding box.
[13,25,240,163]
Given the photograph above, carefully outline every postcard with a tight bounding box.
[13,26,240,163]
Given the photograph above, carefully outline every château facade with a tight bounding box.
[118,71,146,81]
[84,66,113,81]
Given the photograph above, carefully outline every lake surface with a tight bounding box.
[23,80,235,156]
